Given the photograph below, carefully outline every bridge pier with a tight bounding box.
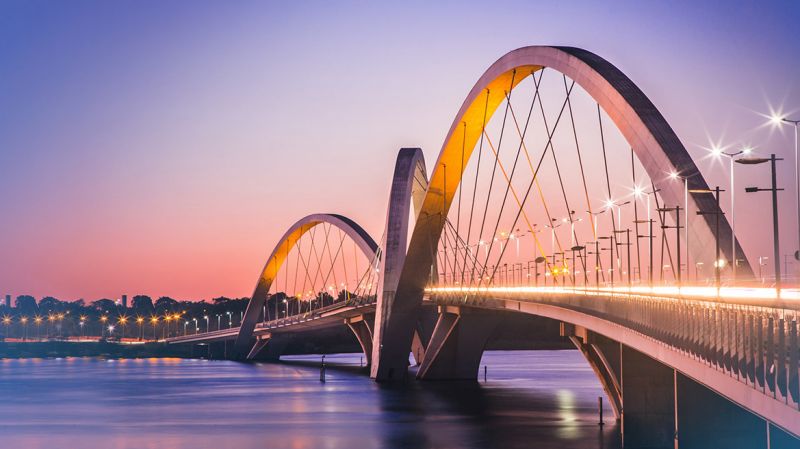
[246,333,292,361]
[411,306,438,366]
[561,324,622,420]
[416,306,500,380]
[345,314,374,366]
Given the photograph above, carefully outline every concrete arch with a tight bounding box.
[233,213,379,355]
[371,148,429,378]
[372,45,752,381]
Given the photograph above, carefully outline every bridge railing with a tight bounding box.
[430,288,800,411]
[255,294,378,330]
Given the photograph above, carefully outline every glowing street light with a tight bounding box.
[2,315,11,339]
[737,154,784,298]
[691,186,725,294]
[708,145,751,283]
[150,316,159,340]
[20,316,28,341]
[769,113,800,262]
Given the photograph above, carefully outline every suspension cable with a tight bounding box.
[461,89,491,284]
[483,72,575,285]
[471,70,517,284]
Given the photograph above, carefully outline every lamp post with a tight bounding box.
[193,318,198,334]
[534,256,545,287]
[150,316,159,340]
[598,235,614,288]
[657,205,683,287]
[100,315,108,339]
[737,154,784,298]
[613,229,632,287]
[770,114,800,262]
[34,316,42,340]
[227,311,233,328]
[571,246,586,287]
[2,316,11,340]
[710,146,751,283]
[21,317,28,341]
[203,315,209,334]
[691,186,725,294]
[635,218,655,287]
[136,317,144,340]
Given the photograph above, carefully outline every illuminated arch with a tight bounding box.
[233,213,379,354]
[372,45,752,380]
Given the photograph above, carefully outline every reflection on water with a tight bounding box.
[0,350,621,449]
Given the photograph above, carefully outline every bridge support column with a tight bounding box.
[620,345,676,449]
[411,306,438,366]
[346,314,374,366]
[561,324,622,420]
[416,306,500,380]
[246,333,291,361]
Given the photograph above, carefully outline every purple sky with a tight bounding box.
[0,0,798,300]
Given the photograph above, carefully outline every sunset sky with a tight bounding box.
[1,0,798,301]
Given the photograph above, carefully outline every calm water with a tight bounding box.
[0,350,621,449]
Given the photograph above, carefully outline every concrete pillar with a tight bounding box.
[416,306,500,380]
[562,324,622,420]
[247,333,291,361]
[411,306,438,365]
[346,314,374,366]
[620,345,676,449]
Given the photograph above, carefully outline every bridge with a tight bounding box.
[167,46,800,448]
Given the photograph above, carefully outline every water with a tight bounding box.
[0,350,621,449]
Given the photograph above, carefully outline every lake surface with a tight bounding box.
[0,350,621,449]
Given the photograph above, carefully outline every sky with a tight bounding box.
[0,0,798,301]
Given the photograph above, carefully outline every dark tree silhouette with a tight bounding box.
[39,296,64,313]
[131,295,154,314]
[15,295,37,315]
[154,296,178,313]
[92,298,117,314]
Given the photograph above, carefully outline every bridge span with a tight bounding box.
[168,45,800,447]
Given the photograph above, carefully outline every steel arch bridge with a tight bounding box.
[169,46,800,448]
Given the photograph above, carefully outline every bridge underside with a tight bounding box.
[413,295,800,447]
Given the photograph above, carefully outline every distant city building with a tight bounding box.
[4,295,10,308]
[122,294,128,309]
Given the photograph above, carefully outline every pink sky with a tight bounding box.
[0,1,798,301]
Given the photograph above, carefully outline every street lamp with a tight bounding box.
[193,318,198,334]
[737,154,784,298]
[136,317,144,340]
[117,315,128,341]
[769,113,800,262]
[691,186,725,294]
[226,311,232,328]
[150,316,159,340]
[100,315,108,339]
[33,316,42,340]
[203,315,209,333]
[709,145,751,283]
[656,205,683,287]
[20,316,28,341]
[2,316,11,340]
[534,256,546,287]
